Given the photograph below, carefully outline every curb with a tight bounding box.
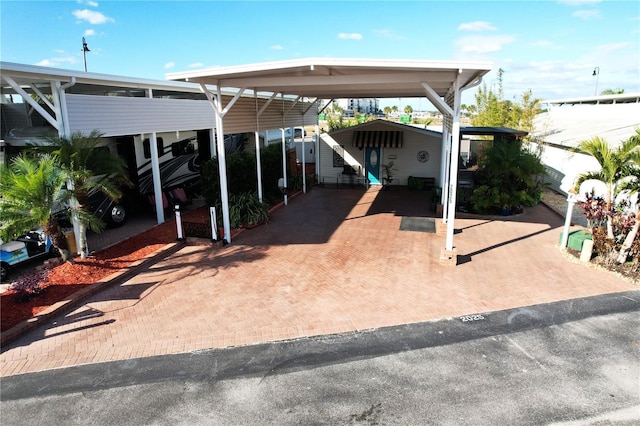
[0,241,186,347]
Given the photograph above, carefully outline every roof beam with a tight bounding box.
[210,72,454,91]
[421,81,454,116]
[2,75,59,130]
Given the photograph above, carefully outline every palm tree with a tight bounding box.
[0,154,74,262]
[37,130,133,258]
[573,131,640,240]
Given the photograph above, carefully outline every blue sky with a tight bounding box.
[2,0,639,108]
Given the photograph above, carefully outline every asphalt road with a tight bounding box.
[2,291,639,425]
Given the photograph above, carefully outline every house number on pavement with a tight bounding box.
[460,314,485,322]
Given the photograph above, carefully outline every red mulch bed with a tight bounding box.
[1,207,214,333]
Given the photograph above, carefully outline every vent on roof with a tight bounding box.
[352,131,403,148]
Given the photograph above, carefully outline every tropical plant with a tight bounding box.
[470,139,546,214]
[472,69,542,142]
[228,192,269,228]
[202,144,285,223]
[0,154,74,262]
[572,131,640,241]
[326,114,356,131]
[35,130,132,258]
[578,191,636,265]
[600,88,625,95]
[382,162,397,187]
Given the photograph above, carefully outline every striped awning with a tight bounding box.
[352,131,403,148]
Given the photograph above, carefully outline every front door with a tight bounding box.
[365,147,381,185]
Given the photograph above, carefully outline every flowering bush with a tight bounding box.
[579,190,637,265]
[9,269,50,303]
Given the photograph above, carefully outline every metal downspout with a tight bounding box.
[58,77,76,138]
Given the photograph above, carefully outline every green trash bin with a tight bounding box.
[560,230,592,251]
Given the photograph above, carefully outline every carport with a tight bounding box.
[167,58,492,262]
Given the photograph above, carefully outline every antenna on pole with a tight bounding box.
[82,37,90,72]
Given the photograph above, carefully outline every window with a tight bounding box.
[333,145,344,167]
[143,137,164,159]
[171,138,197,157]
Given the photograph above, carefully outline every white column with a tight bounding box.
[255,130,263,202]
[215,111,231,242]
[301,126,307,193]
[315,124,320,181]
[281,128,288,205]
[441,127,451,223]
[445,82,462,252]
[254,92,264,203]
[149,132,165,224]
[560,193,578,249]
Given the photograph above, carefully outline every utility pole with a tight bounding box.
[82,37,90,72]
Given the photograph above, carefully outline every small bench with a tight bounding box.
[408,176,436,190]
[336,165,369,189]
[337,173,369,189]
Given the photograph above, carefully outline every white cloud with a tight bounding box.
[458,21,496,32]
[372,29,406,41]
[558,0,601,5]
[528,40,561,49]
[454,35,516,54]
[164,62,175,70]
[72,9,114,25]
[84,29,95,37]
[36,56,78,67]
[270,45,284,50]
[595,42,631,52]
[573,9,600,19]
[188,62,204,68]
[338,33,362,41]
[77,0,100,6]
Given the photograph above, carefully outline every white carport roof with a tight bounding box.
[166,57,491,101]
[168,58,493,262]
[0,61,210,98]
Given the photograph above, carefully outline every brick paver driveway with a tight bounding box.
[1,187,635,376]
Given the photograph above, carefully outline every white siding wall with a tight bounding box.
[66,94,318,137]
[318,133,366,186]
[533,142,600,194]
[387,131,442,186]
[224,96,318,133]
[319,124,442,187]
[66,95,214,136]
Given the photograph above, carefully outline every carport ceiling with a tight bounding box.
[166,58,492,99]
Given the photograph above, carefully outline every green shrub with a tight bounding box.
[228,192,269,228]
[470,139,546,214]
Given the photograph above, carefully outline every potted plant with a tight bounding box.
[382,162,396,189]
